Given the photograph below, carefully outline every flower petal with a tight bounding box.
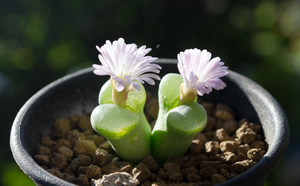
[132,82,141,92]
[140,77,155,85]
[139,73,161,80]
[92,64,114,76]
[93,38,161,92]
[177,48,228,96]
[115,80,125,92]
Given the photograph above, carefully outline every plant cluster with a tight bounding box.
[90,38,228,165]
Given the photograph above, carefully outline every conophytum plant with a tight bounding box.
[90,38,228,164]
[152,49,228,164]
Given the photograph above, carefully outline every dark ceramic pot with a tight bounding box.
[10,59,289,186]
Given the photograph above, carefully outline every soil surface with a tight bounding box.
[34,93,266,186]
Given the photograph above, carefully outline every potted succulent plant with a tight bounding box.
[90,38,227,166]
[10,38,289,186]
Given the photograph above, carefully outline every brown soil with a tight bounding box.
[34,93,267,186]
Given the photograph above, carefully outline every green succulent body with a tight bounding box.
[91,74,207,165]
[152,73,207,164]
[90,80,151,164]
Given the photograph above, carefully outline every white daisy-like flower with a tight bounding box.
[177,48,228,97]
[93,38,161,92]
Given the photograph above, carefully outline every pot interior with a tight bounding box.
[11,59,289,186]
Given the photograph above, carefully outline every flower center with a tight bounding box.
[178,83,197,106]
[119,63,133,80]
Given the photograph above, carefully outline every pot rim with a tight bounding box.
[10,59,289,186]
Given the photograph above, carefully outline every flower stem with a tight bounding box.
[178,83,197,106]
[111,79,133,108]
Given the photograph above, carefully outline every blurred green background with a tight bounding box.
[1,0,300,185]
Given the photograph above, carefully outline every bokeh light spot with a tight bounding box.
[13,48,36,70]
[293,53,300,76]
[254,1,276,29]
[289,32,300,54]
[251,31,278,56]
[47,43,72,70]
[1,163,34,186]
[24,13,47,47]
[278,1,300,37]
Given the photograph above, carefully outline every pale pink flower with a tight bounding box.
[93,38,161,92]
[177,48,228,96]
